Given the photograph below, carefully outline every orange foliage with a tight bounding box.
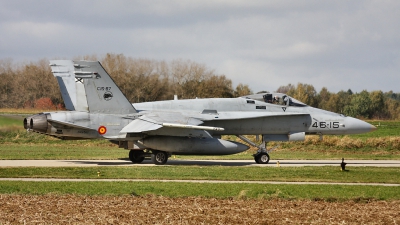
[23,101,33,109]
[34,97,56,110]
[56,103,65,110]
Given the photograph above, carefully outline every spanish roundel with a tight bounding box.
[98,126,107,135]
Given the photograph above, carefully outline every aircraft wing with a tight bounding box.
[120,112,217,134]
[120,111,309,135]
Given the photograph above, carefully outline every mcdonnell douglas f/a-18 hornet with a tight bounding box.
[24,60,376,165]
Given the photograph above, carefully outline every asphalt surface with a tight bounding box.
[0,159,399,167]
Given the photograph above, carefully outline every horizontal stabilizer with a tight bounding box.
[47,119,93,130]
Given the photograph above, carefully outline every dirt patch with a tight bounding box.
[0,195,399,224]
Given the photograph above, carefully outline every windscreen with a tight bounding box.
[263,93,307,107]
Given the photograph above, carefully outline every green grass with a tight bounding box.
[1,141,399,160]
[0,181,398,200]
[1,139,399,160]
[1,122,399,160]
[1,166,399,184]
[0,115,25,132]
[0,115,22,126]
[1,114,399,201]
[0,143,127,159]
[361,120,400,138]
[0,115,399,160]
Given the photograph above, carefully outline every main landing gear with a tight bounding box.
[236,135,278,164]
[151,151,169,165]
[129,150,145,163]
[128,150,169,165]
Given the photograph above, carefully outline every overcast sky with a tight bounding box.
[1,0,399,93]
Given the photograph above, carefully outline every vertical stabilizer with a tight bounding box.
[50,60,88,111]
[73,60,137,114]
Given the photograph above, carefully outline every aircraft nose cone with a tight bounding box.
[345,117,376,134]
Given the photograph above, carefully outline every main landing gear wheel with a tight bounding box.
[254,152,270,164]
[129,150,145,163]
[151,151,168,165]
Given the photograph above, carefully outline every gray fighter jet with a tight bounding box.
[24,60,376,165]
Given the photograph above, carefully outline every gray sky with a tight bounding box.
[1,0,399,93]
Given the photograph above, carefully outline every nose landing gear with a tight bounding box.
[254,152,270,164]
[236,135,278,164]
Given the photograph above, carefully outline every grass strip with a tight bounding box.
[0,144,127,160]
[0,166,399,184]
[0,181,399,201]
[0,143,399,160]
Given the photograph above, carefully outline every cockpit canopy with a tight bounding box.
[241,93,307,107]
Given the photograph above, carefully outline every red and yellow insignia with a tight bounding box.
[98,126,107,135]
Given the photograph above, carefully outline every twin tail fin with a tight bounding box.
[50,60,137,114]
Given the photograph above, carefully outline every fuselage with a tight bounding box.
[25,96,374,141]
[133,97,375,136]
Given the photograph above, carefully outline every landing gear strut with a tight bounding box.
[253,141,270,164]
[236,135,278,164]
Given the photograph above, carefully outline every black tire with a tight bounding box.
[255,152,270,164]
[129,150,145,163]
[151,151,168,165]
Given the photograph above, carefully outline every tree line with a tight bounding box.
[0,54,251,110]
[276,83,400,120]
[0,53,399,120]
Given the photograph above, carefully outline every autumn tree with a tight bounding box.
[369,91,385,119]
[169,59,233,99]
[276,84,295,94]
[384,98,400,120]
[234,83,252,97]
[286,83,318,107]
[324,93,341,113]
[1,54,400,120]
[317,87,331,110]
[333,90,353,114]
[0,59,15,108]
[344,90,372,118]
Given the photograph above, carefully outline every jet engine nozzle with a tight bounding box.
[23,116,33,129]
[26,113,50,133]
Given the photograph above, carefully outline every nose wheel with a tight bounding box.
[236,135,277,165]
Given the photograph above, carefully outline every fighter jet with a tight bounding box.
[24,60,376,165]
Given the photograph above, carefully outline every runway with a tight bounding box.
[1,159,399,167]
[1,159,399,186]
